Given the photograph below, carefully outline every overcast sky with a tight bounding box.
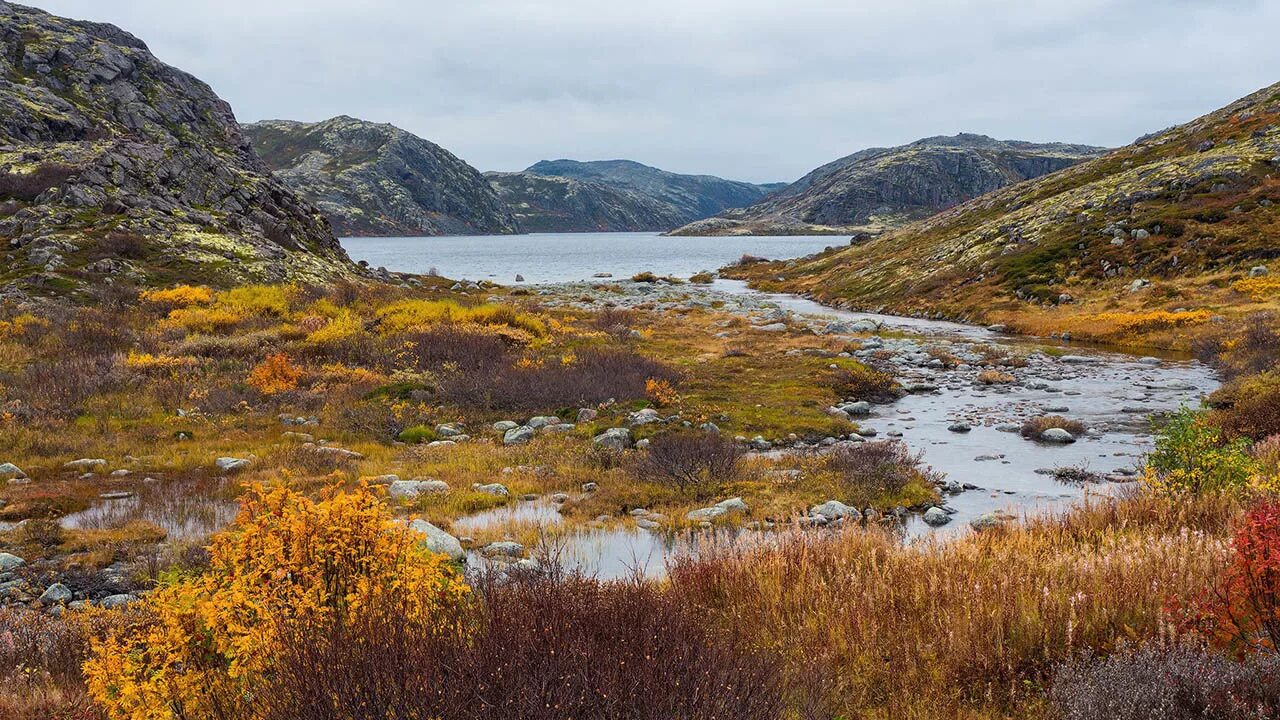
[31,0,1280,183]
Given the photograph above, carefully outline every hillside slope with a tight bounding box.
[727,84,1280,347]
[0,1,353,294]
[527,159,780,228]
[485,171,685,232]
[246,117,517,237]
[672,134,1104,236]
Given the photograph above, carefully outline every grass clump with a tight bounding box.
[1021,415,1087,439]
[831,363,901,403]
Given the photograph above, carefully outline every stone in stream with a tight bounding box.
[482,541,525,558]
[947,422,972,433]
[923,507,952,526]
[1039,428,1077,444]
[409,520,465,561]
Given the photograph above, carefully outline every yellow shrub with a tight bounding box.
[247,352,302,395]
[304,309,365,347]
[124,351,197,373]
[165,306,245,333]
[1232,275,1280,302]
[0,313,46,338]
[139,285,215,308]
[83,484,470,720]
[376,299,546,337]
[319,362,385,386]
[646,377,680,407]
[218,285,292,318]
[1084,309,1212,336]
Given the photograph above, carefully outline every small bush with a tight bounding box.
[976,369,1016,385]
[1180,500,1280,655]
[139,285,215,309]
[260,573,787,720]
[397,425,438,444]
[644,377,679,407]
[689,271,715,284]
[1050,644,1280,720]
[1021,415,1087,439]
[1195,312,1280,380]
[1209,371,1280,442]
[630,430,744,498]
[591,307,636,338]
[0,163,77,201]
[630,271,659,283]
[377,299,546,338]
[825,440,941,506]
[18,518,65,547]
[1143,408,1258,496]
[247,352,302,395]
[831,364,901,403]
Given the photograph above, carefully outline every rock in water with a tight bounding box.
[1039,428,1077,444]
[0,2,353,291]
[923,507,952,526]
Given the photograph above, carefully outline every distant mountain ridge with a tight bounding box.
[0,1,353,294]
[485,171,687,233]
[245,116,518,237]
[671,134,1106,236]
[525,158,782,230]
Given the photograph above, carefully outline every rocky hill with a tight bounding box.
[727,83,1280,345]
[245,117,517,237]
[526,159,780,229]
[0,2,354,294]
[484,171,686,232]
[672,135,1104,236]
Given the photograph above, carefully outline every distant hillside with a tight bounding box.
[526,159,779,229]
[671,134,1105,236]
[245,117,517,237]
[485,171,685,232]
[0,1,353,294]
[727,83,1280,347]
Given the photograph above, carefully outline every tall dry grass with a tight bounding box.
[667,491,1240,718]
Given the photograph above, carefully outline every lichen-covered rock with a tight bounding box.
[245,117,517,237]
[0,2,354,293]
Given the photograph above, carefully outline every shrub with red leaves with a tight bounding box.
[1183,501,1280,656]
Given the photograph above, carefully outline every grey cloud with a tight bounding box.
[31,0,1280,182]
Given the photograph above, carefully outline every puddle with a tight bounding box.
[60,477,239,542]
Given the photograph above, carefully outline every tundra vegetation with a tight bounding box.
[0,278,1277,720]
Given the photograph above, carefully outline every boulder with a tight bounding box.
[809,500,860,522]
[503,426,536,445]
[627,408,661,426]
[64,458,107,473]
[1249,265,1269,277]
[473,482,510,497]
[576,407,599,423]
[0,552,25,571]
[39,583,73,605]
[923,507,952,526]
[527,415,561,429]
[98,593,139,608]
[1039,428,1076,444]
[493,420,519,432]
[0,463,26,480]
[593,427,633,451]
[482,541,525,558]
[409,520,465,561]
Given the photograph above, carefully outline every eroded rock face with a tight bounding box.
[0,2,354,293]
[246,117,517,237]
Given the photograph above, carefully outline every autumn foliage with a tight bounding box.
[1182,500,1280,657]
[246,352,301,395]
[82,484,469,720]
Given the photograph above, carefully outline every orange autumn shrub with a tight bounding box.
[139,285,215,309]
[645,377,679,407]
[83,484,470,720]
[247,352,301,395]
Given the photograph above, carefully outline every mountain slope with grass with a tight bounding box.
[727,84,1280,348]
[673,134,1105,236]
[526,158,782,229]
[0,2,354,296]
[245,117,518,237]
[485,171,686,232]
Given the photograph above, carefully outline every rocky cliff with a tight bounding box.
[727,83,1280,332]
[0,2,354,294]
[245,117,517,237]
[485,171,686,232]
[671,134,1104,236]
[526,159,780,229]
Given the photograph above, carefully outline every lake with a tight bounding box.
[341,232,844,283]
